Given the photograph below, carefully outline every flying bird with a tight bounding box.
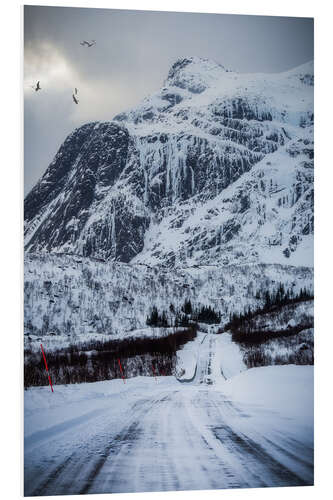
[80,40,96,47]
[72,93,79,104]
[74,87,78,95]
[32,81,41,91]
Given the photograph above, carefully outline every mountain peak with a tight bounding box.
[167,56,226,76]
[283,60,314,86]
[166,56,227,94]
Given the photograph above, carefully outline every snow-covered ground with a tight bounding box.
[24,331,313,495]
[213,332,246,379]
[223,364,313,424]
[25,326,180,353]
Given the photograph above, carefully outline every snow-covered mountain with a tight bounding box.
[24,56,314,267]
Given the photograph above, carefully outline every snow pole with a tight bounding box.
[117,358,126,383]
[40,344,54,392]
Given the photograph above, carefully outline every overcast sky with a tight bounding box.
[24,6,313,195]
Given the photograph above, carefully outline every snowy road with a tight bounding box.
[24,333,314,495]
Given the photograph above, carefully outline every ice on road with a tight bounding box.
[24,333,313,495]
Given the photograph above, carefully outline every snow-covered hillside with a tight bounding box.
[24,57,313,267]
[24,252,313,340]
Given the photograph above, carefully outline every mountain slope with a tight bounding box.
[24,252,313,341]
[24,57,314,267]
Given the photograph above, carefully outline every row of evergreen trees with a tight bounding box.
[227,283,313,332]
[146,299,221,327]
[255,283,312,309]
[194,305,222,324]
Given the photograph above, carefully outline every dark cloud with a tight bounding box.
[24,6,313,194]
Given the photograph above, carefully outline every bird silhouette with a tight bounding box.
[80,40,96,47]
[74,87,78,95]
[34,81,41,91]
[72,94,79,104]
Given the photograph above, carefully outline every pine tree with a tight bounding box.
[182,299,193,315]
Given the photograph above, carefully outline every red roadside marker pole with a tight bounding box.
[117,358,126,383]
[40,344,54,392]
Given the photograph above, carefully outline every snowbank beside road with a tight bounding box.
[176,331,206,380]
[213,332,246,379]
[222,365,313,424]
[218,364,314,484]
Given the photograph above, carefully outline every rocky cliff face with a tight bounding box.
[24,56,314,267]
